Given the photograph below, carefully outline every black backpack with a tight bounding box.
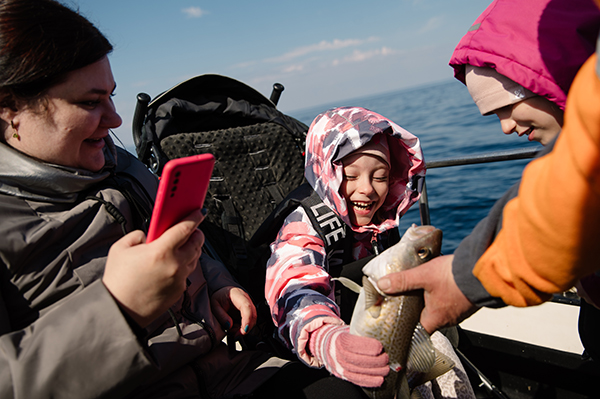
[133,75,308,312]
[132,74,308,310]
[132,77,402,350]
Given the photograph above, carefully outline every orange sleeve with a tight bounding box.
[473,54,600,307]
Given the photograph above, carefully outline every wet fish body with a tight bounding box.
[347,224,450,399]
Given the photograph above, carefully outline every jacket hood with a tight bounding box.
[0,136,118,203]
[305,106,425,235]
[449,0,600,110]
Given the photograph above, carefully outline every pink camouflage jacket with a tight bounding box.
[264,106,425,365]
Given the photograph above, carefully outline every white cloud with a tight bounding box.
[266,37,379,63]
[182,7,207,18]
[231,39,398,88]
[332,47,400,66]
[232,37,382,73]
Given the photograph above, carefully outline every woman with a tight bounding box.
[0,1,282,398]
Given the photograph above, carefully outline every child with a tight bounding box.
[447,0,600,362]
[265,106,475,397]
[449,0,600,146]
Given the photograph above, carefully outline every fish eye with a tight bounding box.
[417,247,430,259]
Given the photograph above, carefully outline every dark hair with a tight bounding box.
[0,0,113,109]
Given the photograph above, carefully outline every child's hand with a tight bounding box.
[210,286,257,337]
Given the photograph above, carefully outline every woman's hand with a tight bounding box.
[103,209,205,328]
[210,286,257,337]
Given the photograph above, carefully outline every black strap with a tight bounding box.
[250,183,347,252]
[298,188,346,251]
[220,198,249,278]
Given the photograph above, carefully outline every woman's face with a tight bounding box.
[493,96,563,146]
[3,56,122,171]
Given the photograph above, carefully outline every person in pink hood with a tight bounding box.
[375,0,600,365]
[449,0,600,145]
[264,107,476,398]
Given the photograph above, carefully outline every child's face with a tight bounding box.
[493,96,563,146]
[340,153,390,226]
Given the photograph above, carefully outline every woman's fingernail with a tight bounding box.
[378,277,391,291]
[244,325,249,333]
[201,208,208,216]
[224,321,231,330]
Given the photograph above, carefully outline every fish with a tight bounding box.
[337,224,454,399]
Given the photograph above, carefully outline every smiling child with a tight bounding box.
[264,106,476,397]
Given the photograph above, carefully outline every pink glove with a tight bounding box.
[309,324,389,387]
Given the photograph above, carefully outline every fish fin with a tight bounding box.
[410,387,425,399]
[426,350,455,381]
[408,349,455,388]
[362,276,382,309]
[406,324,436,373]
[396,371,411,399]
[331,277,362,294]
[368,306,382,319]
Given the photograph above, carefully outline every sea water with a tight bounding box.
[290,79,541,254]
[125,79,541,254]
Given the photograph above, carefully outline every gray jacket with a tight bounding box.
[0,139,282,399]
[452,140,554,307]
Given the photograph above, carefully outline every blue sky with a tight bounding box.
[68,0,491,148]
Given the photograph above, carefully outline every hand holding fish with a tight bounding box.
[343,225,460,398]
[376,254,478,334]
[308,323,390,387]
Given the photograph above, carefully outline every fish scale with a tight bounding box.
[368,292,423,372]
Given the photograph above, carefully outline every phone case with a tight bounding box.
[146,153,215,242]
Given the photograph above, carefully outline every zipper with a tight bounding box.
[371,232,380,256]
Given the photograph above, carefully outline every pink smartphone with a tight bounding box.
[146,153,215,243]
